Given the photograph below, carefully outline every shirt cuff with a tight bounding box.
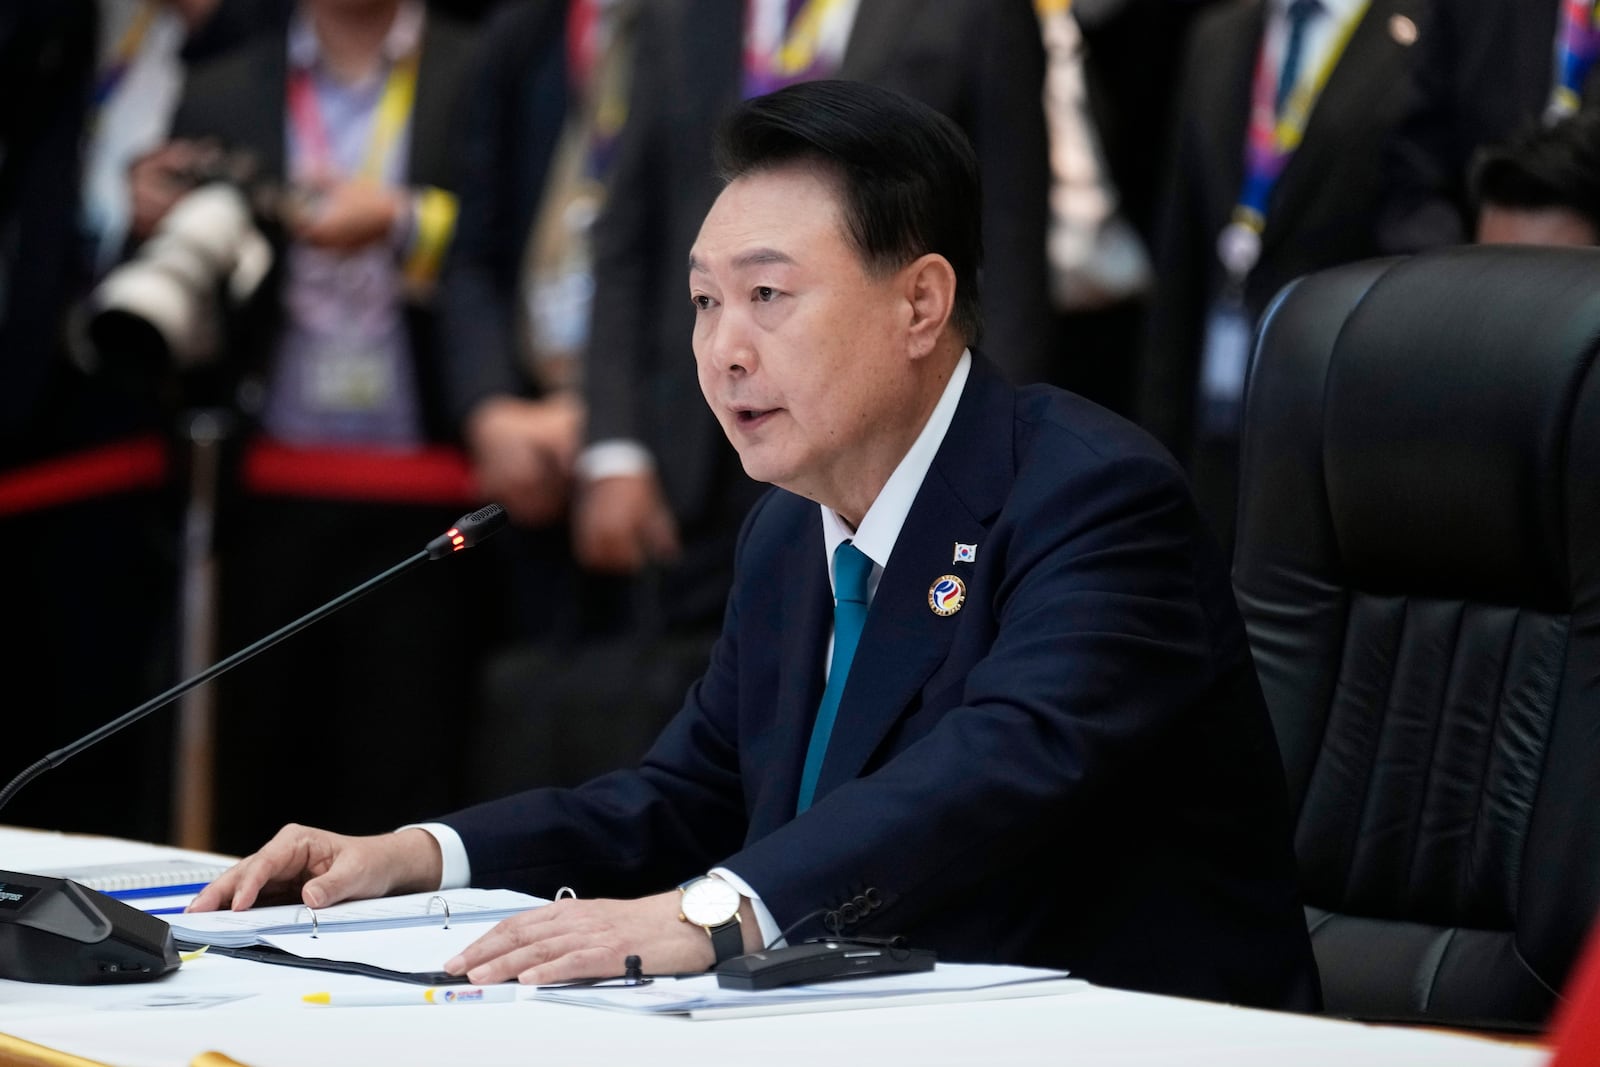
[575,439,656,482]
[711,866,784,951]
[400,822,471,890]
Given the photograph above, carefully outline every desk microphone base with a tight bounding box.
[0,870,180,984]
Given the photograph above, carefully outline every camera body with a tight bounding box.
[76,151,290,382]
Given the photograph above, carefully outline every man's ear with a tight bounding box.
[901,253,958,360]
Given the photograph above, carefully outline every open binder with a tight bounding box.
[165,888,548,984]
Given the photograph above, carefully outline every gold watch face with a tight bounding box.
[680,876,741,926]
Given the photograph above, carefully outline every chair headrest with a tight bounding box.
[1240,245,1600,609]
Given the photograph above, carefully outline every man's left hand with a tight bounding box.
[444,891,714,984]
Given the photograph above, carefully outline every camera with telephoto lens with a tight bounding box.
[73,149,293,387]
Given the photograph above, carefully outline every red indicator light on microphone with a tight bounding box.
[451,534,465,550]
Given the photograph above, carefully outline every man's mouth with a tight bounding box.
[734,406,779,425]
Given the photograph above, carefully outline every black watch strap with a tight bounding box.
[708,919,743,964]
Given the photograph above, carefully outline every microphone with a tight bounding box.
[0,503,506,985]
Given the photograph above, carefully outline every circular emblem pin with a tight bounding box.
[928,575,966,616]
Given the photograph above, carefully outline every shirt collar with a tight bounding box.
[288,0,425,77]
[819,349,972,594]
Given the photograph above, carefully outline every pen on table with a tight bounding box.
[302,986,518,1006]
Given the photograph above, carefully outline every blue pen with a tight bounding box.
[104,882,210,901]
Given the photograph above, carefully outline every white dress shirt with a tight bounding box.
[416,350,973,953]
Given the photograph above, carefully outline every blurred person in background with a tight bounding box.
[434,0,650,798]
[1381,0,1600,253]
[1472,110,1600,247]
[1139,0,1426,554]
[0,0,282,843]
[136,0,489,853]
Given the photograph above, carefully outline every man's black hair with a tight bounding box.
[1472,110,1600,237]
[714,79,984,345]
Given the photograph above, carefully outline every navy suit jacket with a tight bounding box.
[444,357,1320,1011]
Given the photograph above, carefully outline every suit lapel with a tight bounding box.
[748,511,831,837]
[810,358,1015,800]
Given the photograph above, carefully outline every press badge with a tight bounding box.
[306,342,395,412]
[1197,299,1253,438]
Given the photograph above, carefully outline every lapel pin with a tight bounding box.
[1389,14,1417,46]
[928,575,966,616]
[953,542,977,564]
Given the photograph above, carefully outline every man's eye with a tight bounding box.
[692,294,714,310]
[754,286,777,303]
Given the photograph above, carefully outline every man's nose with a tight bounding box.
[703,308,755,376]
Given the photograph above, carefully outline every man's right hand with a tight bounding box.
[572,471,681,574]
[186,825,444,914]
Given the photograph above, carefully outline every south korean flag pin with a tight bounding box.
[928,575,967,617]
[953,542,977,564]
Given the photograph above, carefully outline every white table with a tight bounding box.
[0,828,1552,1067]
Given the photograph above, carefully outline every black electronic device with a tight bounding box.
[0,872,180,984]
[0,505,508,986]
[714,939,937,990]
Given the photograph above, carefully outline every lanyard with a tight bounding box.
[286,52,419,181]
[1217,1,1368,282]
[92,0,159,109]
[743,0,849,99]
[568,0,628,182]
[1549,0,1600,122]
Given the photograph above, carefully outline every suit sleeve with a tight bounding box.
[1375,0,1470,252]
[965,0,1054,387]
[581,0,668,446]
[721,448,1229,942]
[434,1,567,432]
[1136,29,1210,461]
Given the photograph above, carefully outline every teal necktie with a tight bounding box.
[796,541,873,813]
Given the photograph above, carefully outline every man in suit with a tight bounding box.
[571,0,1054,646]
[193,80,1319,1012]
[1138,0,1425,553]
[1379,0,1600,253]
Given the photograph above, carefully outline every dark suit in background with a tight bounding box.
[1139,0,1425,553]
[167,11,501,854]
[443,356,1320,1011]
[1378,0,1597,252]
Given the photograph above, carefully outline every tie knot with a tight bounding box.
[833,541,873,605]
[1286,0,1321,24]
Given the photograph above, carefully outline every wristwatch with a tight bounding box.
[678,874,744,965]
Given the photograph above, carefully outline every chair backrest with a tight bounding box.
[1232,245,1600,1031]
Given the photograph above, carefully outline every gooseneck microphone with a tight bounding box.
[0,503,506,985]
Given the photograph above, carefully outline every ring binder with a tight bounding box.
[163,888,543,949]
[158,888,548,986]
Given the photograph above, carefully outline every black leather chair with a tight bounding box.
[1232,245,1600,1031]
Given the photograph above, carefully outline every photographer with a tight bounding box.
[133,0,492,853]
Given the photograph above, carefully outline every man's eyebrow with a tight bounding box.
[687,248,796,273]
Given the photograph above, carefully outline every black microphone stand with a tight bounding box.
[0,503,506,986]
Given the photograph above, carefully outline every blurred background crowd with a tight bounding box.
[4,0,1598,854]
